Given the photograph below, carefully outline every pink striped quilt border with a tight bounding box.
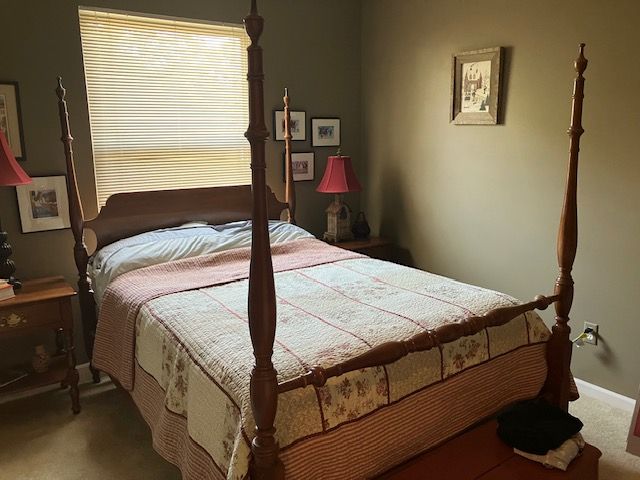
[130,343,547,480]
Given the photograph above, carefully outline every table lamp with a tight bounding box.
[316,151,362,242]
[0,131,31,289]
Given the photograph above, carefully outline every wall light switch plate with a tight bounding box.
[584,322,599,346]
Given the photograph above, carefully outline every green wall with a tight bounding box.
[362,0,640,397]
[4,0,638,399]
[1,0,361,364]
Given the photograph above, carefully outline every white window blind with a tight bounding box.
[79,8,251,207]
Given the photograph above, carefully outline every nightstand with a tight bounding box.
[331,237,394,261]
[0,277,80,413]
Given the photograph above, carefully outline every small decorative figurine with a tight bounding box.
[32,344,51,373]
[352,211,371,239]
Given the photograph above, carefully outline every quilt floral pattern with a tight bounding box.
[99,241,551,480]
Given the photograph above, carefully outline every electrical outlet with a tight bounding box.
[584,322,599,346]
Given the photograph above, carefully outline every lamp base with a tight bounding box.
[323,194,353,243]
[0,229,21,290]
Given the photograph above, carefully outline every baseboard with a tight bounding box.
[575,377,636,413]
[0,362,96,405]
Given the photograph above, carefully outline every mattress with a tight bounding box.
[90,223,551,480]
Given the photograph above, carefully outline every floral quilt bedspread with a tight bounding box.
[93,238,551,479]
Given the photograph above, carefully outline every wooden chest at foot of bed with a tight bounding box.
[378,420,601,480]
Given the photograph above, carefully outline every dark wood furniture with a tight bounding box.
[0,277,79,413]
[331,236,393,261]
[379,420,601,480]
[56,0,594,475]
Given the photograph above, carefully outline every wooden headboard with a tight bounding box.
[55,75,295,381]
[56,78,294,253]
[85,185,287,251]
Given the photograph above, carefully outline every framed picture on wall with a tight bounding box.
[283,152,315,182]
[0,82,26,160]
[311,118,341,147]
[450,47,504,125]
[16,176,71,233]
[273,110,306,141]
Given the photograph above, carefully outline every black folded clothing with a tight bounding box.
[497,399,583,455]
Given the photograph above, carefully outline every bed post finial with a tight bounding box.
[56,77,100,384]
[56,76,65,100]
[244,1,285,479]
[576,43,587,74]
[283,87,297,225]
[544,44,588,410]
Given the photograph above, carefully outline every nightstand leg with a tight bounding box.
[55,328,65,355]
[62,328,81,414]
[67,367,80,414]
[56,329,68,389]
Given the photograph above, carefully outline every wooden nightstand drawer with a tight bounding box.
[0,299,66,335]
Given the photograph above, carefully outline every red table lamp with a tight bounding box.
[0,131,31,289]
[316,152,362,242]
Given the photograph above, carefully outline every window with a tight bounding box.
[79,9,251,206]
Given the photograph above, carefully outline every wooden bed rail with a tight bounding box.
[278,294,559,394]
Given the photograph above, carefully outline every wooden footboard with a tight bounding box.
[242,0,588,473]
[278,294,559,393]
[274,44,587,408]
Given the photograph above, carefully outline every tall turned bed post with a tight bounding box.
[244,1,285,479]
[56,78,100,384]
[543,44,588,410]
[283,88,296,224]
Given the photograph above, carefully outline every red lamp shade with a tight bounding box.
[0,131,30,186]
[316,155,362,194]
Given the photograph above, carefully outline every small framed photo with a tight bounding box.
[0,82,26,160]
[16,176,71,233]
[450,47,504,125]
[311,118,341,147]
[273,110,306,141]
[283,152,315,182]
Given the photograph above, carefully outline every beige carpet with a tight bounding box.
[0,381,638,479]
[0,382,180,480]
[570,394,640,480]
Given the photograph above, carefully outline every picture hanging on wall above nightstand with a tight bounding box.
[283,152,315,182]
[274,110,306,141]
[16,176,71,233]
[311,118,341,146]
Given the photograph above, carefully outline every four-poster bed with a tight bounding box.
[56,1,598,478]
